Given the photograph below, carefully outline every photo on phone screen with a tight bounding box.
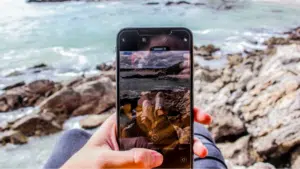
[117,28,193,168]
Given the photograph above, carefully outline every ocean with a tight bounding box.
[0,0,300,168]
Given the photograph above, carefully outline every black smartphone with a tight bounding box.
[116,28,193,168]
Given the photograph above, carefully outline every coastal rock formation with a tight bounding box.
[195,42,300,166]
[39,76,116,121]
[0,80,62,112]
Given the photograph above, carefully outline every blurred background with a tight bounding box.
[0,0,300,168]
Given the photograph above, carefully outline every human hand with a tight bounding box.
[61,107,211,169]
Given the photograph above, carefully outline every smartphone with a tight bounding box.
[116,28,193,168]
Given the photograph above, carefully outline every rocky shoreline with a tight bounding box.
[1,26,300,168]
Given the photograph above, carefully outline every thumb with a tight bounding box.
[100,148,163,168]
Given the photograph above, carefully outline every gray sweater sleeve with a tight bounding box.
[44,125,227,169]
[194,123,227,169]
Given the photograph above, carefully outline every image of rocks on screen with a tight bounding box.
[119,50,191,153]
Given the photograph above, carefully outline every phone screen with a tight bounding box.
[117,28,193,168]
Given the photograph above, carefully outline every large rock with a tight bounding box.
[39,88,81,123]
[0,130,28,145]
[0,80,62,112]
[217,136,253,166]
[72,77,116,116]
[79,111,113,129]
[11,113,62,136]
[195,42,300,167]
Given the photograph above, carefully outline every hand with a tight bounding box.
[61,107,212,169]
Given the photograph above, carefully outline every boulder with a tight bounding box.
[145,2,159,5]
[11,113,62,136]
[217,136,253,166]
[39,88,81,122]
[72,77,116,116]
[0,130,27,145]
[80,111,113,129]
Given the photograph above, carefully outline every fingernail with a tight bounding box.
[151,151,163,167]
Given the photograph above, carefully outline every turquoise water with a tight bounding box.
[0,0,300,76]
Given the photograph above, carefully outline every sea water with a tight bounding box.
[0,0,300,168]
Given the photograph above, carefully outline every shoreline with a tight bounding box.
[0,26,300,169]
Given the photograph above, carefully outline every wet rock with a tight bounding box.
[0,130,27,145]
[80,111,113,129]
[289,27,300,40]
[96,63,113,71]
[217,136,253,166]
[263,37,290,46]
[72,77,116,116]
[165,1,191,6]
[194,44,220,59]
[11,113,62,136]
[29,63,47,69]
[145,2,159,5]
[291,146,300,169]
[3,81,25,90]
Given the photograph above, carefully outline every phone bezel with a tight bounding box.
[116,27,194,168]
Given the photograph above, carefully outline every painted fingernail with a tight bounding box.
[151,151,163,167]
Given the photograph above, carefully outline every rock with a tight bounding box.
[72,77,116,116]
[96,63,113,71]
[0,94,22,112]
[80,111,113,129]
[165,1,174,5]
[145,2,159,5]
[0,130,27,145]
[29,63,47,69]
[263,37,290,46]
[289,27,300,40]
[228,53,243,65]
[194,44,220,59]
[3,81,25,90]
[209,109,245,141]
[0,80,62,112]
[177,1,191,5]
[217,136,253,166]
[39,88,81,122]
[291,147,300,169]
[11,113,62,136]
